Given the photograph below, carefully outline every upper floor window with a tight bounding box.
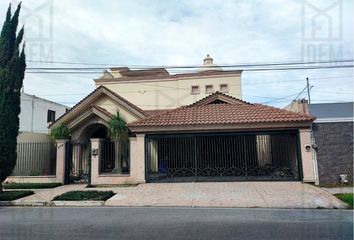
[191,85,200,95]
[219,84,229,93]
[47,110,56,123]
[205,85,214,94]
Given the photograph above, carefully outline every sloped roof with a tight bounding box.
[49,86,147,128]
[127,92,315,128]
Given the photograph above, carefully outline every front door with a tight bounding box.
[64,141,91,184]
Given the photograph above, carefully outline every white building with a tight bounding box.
[19,92,69,134]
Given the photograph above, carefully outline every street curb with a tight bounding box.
[0,201,47,206]
[51,200,105,207]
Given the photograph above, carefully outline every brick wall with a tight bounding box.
[313,122,353,185]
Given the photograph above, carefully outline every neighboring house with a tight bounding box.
[310,102,353,185]
[285,100,353,186]
[50,56,317,185]
[19,91,69,134]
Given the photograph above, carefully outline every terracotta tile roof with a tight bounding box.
[128,94,315,128]
[144,109,172,116]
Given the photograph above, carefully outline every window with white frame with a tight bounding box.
[191,85,200,95]
[205,85,214,94]
[219,84,229,93]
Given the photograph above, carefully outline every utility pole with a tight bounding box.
[306,77,319,185]
[306,77,311,104]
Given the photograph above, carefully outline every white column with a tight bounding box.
[90,138,103,185]
[299,128,317,183]
[134,134,146,183]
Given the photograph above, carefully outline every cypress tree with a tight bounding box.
[0,3,26,192]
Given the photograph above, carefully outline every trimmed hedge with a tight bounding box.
[53,191,115,201]
[4,183,62,189]
[0,191,34,201]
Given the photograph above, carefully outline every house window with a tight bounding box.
[205,85,214,94]
[47,110,56,123]
[191,85,200,95]
[219,84,229,93]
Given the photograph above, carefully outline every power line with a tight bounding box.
[25,64,354,74]
[27,59,354,69]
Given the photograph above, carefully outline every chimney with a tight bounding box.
[284,99,309,114]
[203,54,213,65]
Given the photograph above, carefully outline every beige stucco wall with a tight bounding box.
[17,132,51,143]
[95,95,141,123]
[5,175,58,184]
[97,75,242,110]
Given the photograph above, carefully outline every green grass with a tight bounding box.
[53,191,115,201]
[0,191,34,201]
[86,184,138,188]
[335,194,353,208]
[4,183,62,189]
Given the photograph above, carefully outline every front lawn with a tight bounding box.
[4,183,62,189]
[53,191,115,201]
[335,194,353,208]
[0,191,34,201]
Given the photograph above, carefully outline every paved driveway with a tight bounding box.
[105,182,348,209]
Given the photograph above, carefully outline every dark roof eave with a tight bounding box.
[128,121,314,133]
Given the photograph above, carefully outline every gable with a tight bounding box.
[50,86,147,129]
[189,92,250,107]
[94,95,141,123]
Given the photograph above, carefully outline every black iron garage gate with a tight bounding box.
[146,131,302,182]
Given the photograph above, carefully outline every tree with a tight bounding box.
[108,111,129,173]
[0,3,26,192]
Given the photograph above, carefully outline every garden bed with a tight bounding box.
[53,191,115,201]
[4,183,62,189]
[86,184,138,188]
[0,191,34,201]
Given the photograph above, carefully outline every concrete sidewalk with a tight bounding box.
[1,182,348,209]
[322,187,354,195]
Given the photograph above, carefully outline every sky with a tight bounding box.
[0,0,353,108]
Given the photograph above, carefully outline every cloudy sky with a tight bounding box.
[1,0,353,108]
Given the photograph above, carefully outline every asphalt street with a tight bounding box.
[0,207,352,240]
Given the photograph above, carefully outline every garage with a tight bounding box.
[127,92,316,183]
[146,131,302,182]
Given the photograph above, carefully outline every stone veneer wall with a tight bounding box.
[313,122,353,185]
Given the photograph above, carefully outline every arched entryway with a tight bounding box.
[66,123,129,184]
[66,123,110,184]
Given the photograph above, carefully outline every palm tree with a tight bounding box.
[108,111,129,173]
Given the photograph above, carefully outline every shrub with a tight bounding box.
[53,191,115,201]
[51,123,71,141]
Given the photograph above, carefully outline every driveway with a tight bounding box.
[105,182,348,209]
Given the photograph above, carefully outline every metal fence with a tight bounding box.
[12,142,57,176]
[146,131,301,182]
[100,140,130,174]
